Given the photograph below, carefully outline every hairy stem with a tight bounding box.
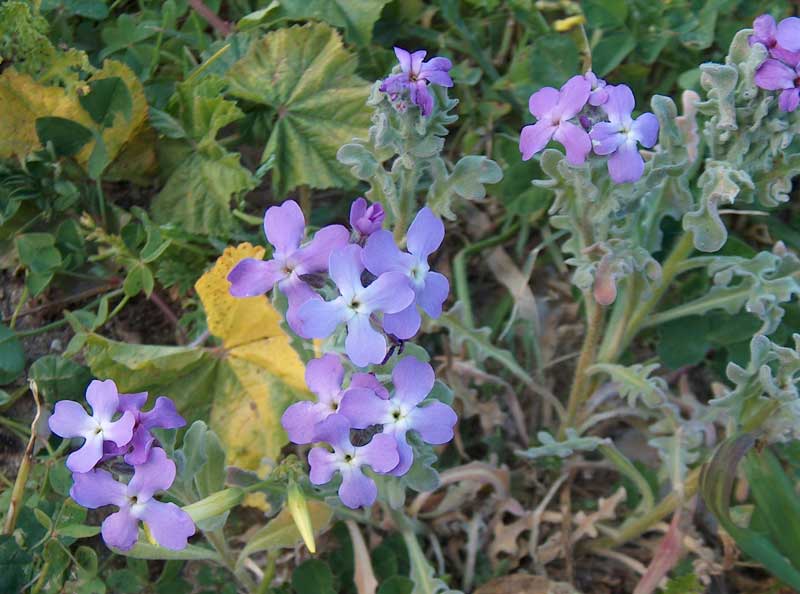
[561,297,605,435]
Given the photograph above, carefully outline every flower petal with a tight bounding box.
[420,64,453,87]
[281,401,328,444]
[553,121,592,165]
[589,122,624,155]
[329,244,365,299]
[357,433,399,473]
[66,433,104,473]
[339,389,390,429]
[70,468,127,509]
[228,258,283,297]
[557,75,591,119]
[117,392,148,414]
[408,402,457,444]
[383,304,421,340]
[417,271,449,318]
[392,356,434,407]
[122,426,155,466]
[602,84,635,124]
[49,400,94,438]
[128,447,176,501]
[350,373,389,399]
[140,500,196,550]
[308,447,339,485]
[359,272,414,314]
[305,354,345,403]
[311,413,352,451]
[346,314,387,367]
[410,81,433,115]
[295,297,348,339]
[607,141,645,184]
[754,59,795,90]
[140,397,185,430]
[264,200,305,255]
[520,121,556,160]
[389,431,414,476]
[293,224,350,274]
[777,17,800,52]
[101,509,139,551]
[363,230,411,276]
[338,469,378,508]
[779,88,800,112]
[85,379,120,423]
[528,86,559,119]
[102,411,135,447]
[394,47,411,72]
[631,112,660,148]
[751,14,776,45]
[407,207,444,260]
[409,50,427,74]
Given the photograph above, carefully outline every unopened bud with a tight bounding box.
[287,479,316,553]
[183,488,244,523]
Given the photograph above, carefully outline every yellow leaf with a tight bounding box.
[195,243,308,473]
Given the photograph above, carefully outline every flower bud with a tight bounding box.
[287,479,316,553]
[183,488,244,523]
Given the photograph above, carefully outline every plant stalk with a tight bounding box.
[3,382,41,535]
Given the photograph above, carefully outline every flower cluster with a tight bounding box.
[228,198,449,367]
[379,47,453,116]
[752,15,800,112]
[48,380,194,551]
[228,198,457,508]
[520,72,659,184]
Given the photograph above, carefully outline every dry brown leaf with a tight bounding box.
[474,574,581,594]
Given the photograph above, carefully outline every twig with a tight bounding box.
[3,381,41,535]
[188,0,233,36]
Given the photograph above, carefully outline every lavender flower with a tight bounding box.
[363,208,449,339]
[380,47,453,116]
[49,380,135,473]
[520,75,592,165]
[70,447,195,551]
[585,71,609,106]
[589,85,659,183]
[349,197,385,238]
[750,14,800,65]
[281,354,386,444]
[295,244,415,367]
[755,58,800,112]
[227,200,349,327]
[104,393,185,466]
[340,357,457,476]
[307,413,399,508]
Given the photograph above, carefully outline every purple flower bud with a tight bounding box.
[49,380,136,473]
[349,197,385,237]
[70,448,195,551]
[379,47,453,116]
[589,85,659,183]
[520,75,592,165]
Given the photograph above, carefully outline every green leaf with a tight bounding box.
[516,429,610,460]
[0,535,33,593]
[592,30,636,77]
[588,362,669,407]
[35,116,93,157]
[273,0,391,46]
[226,23,370,196]
[292,559,336,594]
[63,0,110,20]
[378,576,415,594]
[237,501,332,562]
[402,530,461,594]
[87,133,110,179]
[78,77,133,128]
[114,541,222,562]
[427,155,503,219]
[57,524,101,539]
[123,263,154,298]
[0,323,25,384]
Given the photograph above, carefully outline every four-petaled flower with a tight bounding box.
[350,197,385,238]
[227,200,349,328]
[296,244,415,367]
[49,380,135,473]
[380,47,453,116]
[750,14,800,65]
[755,58,800,112]
[70,447,195,551]
[307,414,399,508]
[340,356,457,476]
[520,75,592,165]
[589,85,659,183]
[104,393,185,465]
[363,208,449,339]
[281,354,386,444]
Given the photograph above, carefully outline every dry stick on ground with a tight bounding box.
[560,471,575,584]
[3,382,41,535]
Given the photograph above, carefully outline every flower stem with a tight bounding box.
[3,382,41,535]
[560,296,604,435]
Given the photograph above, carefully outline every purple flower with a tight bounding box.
[340,357,457,476]
[281,354,386,444]
[380,47,453,116]
[350,197,385,238]
[589,85,659,183]
[363,208,449,339]
[754,58,800,112]
[227,200,349,328]
[295,244,415,367]
[49,380,135,473]
[70,447,195,551]
[585,71,609,106]
[750,15,800,65]
[520,75,592,165]
[307,414,399,508]
[104,393,185,466]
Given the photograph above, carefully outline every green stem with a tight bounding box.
[206,530,257,592]
[598,443,655,514]
[3,383,41,535]
[596,276,639,363]
[560,297,604,435]
[9,285,28,330]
